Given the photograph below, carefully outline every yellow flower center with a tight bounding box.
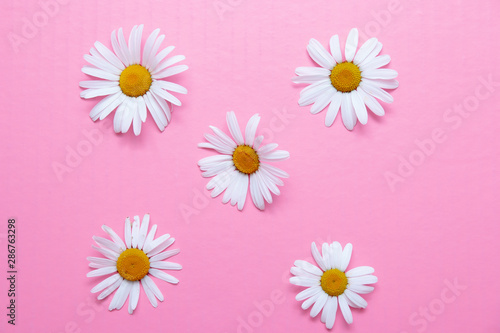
[330,62,362,93]
[116,248,150,281]
[320,269,348,297]
[232,145,260,174]
[119,64,152,97]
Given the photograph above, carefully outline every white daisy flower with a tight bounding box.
[198,111,290,211]
[87,214,181,314]
[290,241,377,329]
[293,28,398,130]
[80,25,188,135]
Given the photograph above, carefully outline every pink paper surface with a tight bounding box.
[1,0,499,332]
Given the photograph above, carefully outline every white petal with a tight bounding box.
[360,54,391,71]
[340,243,352,272]
[289,276,320,287]
[310,85,335,115]
[120,102,135,134]
[325,91,342,127]
[209,125,237,149]
[98,277,123,300]
[142,275,164,301]
[131,216,140,248]
[144,92,167,131]
[322,243,332,270]
[301,292,321,310]
[102,225,126,251]
[87,266,117,277]
[91,273,121,293]
[128,281,141,314]
[363,78,399,90]
[83,54,121,76]
[80,86,121,99]
[325,296,338,329]
[347,284,374,294]
[292,75,329,84]
[259,163,288,181]
[346,266,375,278]
[310,292,328,318]
[94,41,124,71]
[98,94,126,121]
[151,85,181,106]
[113,102,125,133]
[150,261,182,270]
[345,28,359,62]
[353,38,378,65]
[144,233,170,254]
[357,87,385,116]
[329,35,343,63]
[331,242,343,270]
[117,28,132,66]
[154,80,188,94]
[338,294,353,324]
[93,236,121,254]
[249,173,265,210]
[226,111,244,145]
[307,38,335,70]
[110,279,132,311]
[141,279,158,308]
[359,42,383,68]
[244,114,260,146]
[149,46,175,72]
[259,150,290,161]
[88,92,120,121]
[111,30,128,67]
[341,93,356,131]
[142,28,160,69]
[351,90,368,125]
[149,268,179,284]
[124,217,132,248]
[348,275,378,285]
[137,95,147,122]
[152,55,186,75]
[80,80,118,89]
[87,257,116,268]
[294,260,323,276]
[360,81,394,103]
[362,68,398,80]
[150,249,180,262]
[82,66,119,81]
[148,237,175,257]
[311,242,327,271]
[138,214,150,250]
[344,289,367,308]
[295,66,331,76]
[296,286,322,301]
[91,245,118,261]
[298,82,333,106]
[153,65,189,79]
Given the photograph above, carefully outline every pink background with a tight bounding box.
[1,0,499,332]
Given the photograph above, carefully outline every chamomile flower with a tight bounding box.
[293,28,398,130]
[198,111,290,211]
[290,241,377,329]
[80,25,188,135]
[87,214,181,314]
